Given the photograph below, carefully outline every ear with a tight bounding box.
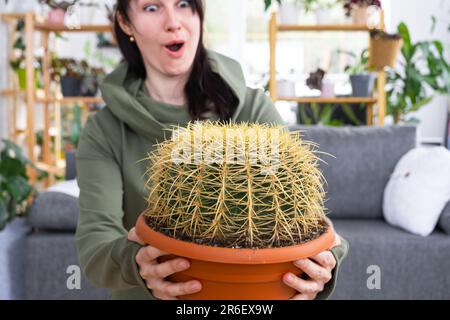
[116,11,133,37]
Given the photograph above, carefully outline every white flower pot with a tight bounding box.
[321,80,335,97]
[277,80,296,98]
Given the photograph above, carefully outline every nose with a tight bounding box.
[164,7,182,33]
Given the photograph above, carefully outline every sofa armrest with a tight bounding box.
[438,201,450,235]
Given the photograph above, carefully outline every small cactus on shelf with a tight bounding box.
[143,121,328,249]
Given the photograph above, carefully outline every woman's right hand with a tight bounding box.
[128,227,202,300]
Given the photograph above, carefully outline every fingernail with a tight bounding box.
[177,260,189,269]
[190,282,201,291]
[286,273,294,283]
[296,259,305,265]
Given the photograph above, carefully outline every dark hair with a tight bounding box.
[114,0,238,121]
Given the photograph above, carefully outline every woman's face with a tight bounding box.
[123,0,201,77]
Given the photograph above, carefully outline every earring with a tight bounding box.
[129,36,135,42]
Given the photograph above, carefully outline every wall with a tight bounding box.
[385,0,450,144]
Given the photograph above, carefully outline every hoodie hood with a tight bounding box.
[99,50,248,142]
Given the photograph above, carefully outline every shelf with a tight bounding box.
[37,96,104,104]
[1,13,26,21]
[35,162,65,176]
[1,88,25,96]
[278,24,374,32]
[35,23,111,33]
[277,97,377,104]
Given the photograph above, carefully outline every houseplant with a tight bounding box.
[342,0,381,25]
[53,58,83,96]
[9,19,40,90]
[135,122,336,300]
[0,139,46,230]
[342,49,376,97]
[387,22,450,123]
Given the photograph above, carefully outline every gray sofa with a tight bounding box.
[22,125,450,299]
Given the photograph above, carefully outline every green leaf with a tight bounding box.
[341,104,362,125]
[318,104,334,125]
[5,176,33,201]
[431,16,436,33]
[0,157,27,178]
[398,22,411,58]
[410,96,434,112]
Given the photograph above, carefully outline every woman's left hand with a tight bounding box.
[283,234,341,300]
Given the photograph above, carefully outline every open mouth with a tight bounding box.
[165,42,185,52]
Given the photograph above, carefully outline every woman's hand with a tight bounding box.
[283,234,342,300]
[128,227,202,300]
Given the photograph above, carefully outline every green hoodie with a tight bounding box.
[75,50,349,300]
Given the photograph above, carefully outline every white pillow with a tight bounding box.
[383,146,450,236]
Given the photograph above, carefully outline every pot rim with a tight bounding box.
[135,213,336,264]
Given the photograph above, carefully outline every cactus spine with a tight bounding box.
[144,121,327,248]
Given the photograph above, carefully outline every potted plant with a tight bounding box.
[52,58,84,96]
[38,0,79,27]
[9,19,40,90]
[368,29,403,70]
[342,0,381,25]
[135,122,337,300]
[387,22,450,124]
[342,49,376,97]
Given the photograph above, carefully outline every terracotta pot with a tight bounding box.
[135,214,336,300]
[369,35,403,69]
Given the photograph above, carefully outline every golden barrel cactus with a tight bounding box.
[143,121,328,249]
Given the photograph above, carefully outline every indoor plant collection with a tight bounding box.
[387,22,450,123]
[136,122,336,300]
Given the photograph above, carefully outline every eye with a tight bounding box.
[143,4,158,12]
[178,0,191,8]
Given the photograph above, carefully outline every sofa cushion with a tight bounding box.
[25,234,109,299]
[331,219,450,299]
[28,180,80,231]
[288,125,417,219]
[383,146,450,236]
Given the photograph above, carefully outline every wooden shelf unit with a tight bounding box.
[1,12,109,186]
[268,12,387,126]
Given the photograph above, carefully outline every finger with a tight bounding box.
[127,227,146,245]
[289,292,317,300]
[152,278,202,298]
[137,245,169,263]
[283,273,324,294]
[293,258,332,283]
[309,250,337,270]
[151,289,179,300]
[148,258,192,279]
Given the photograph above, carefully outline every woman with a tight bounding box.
[75,0,349,300]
